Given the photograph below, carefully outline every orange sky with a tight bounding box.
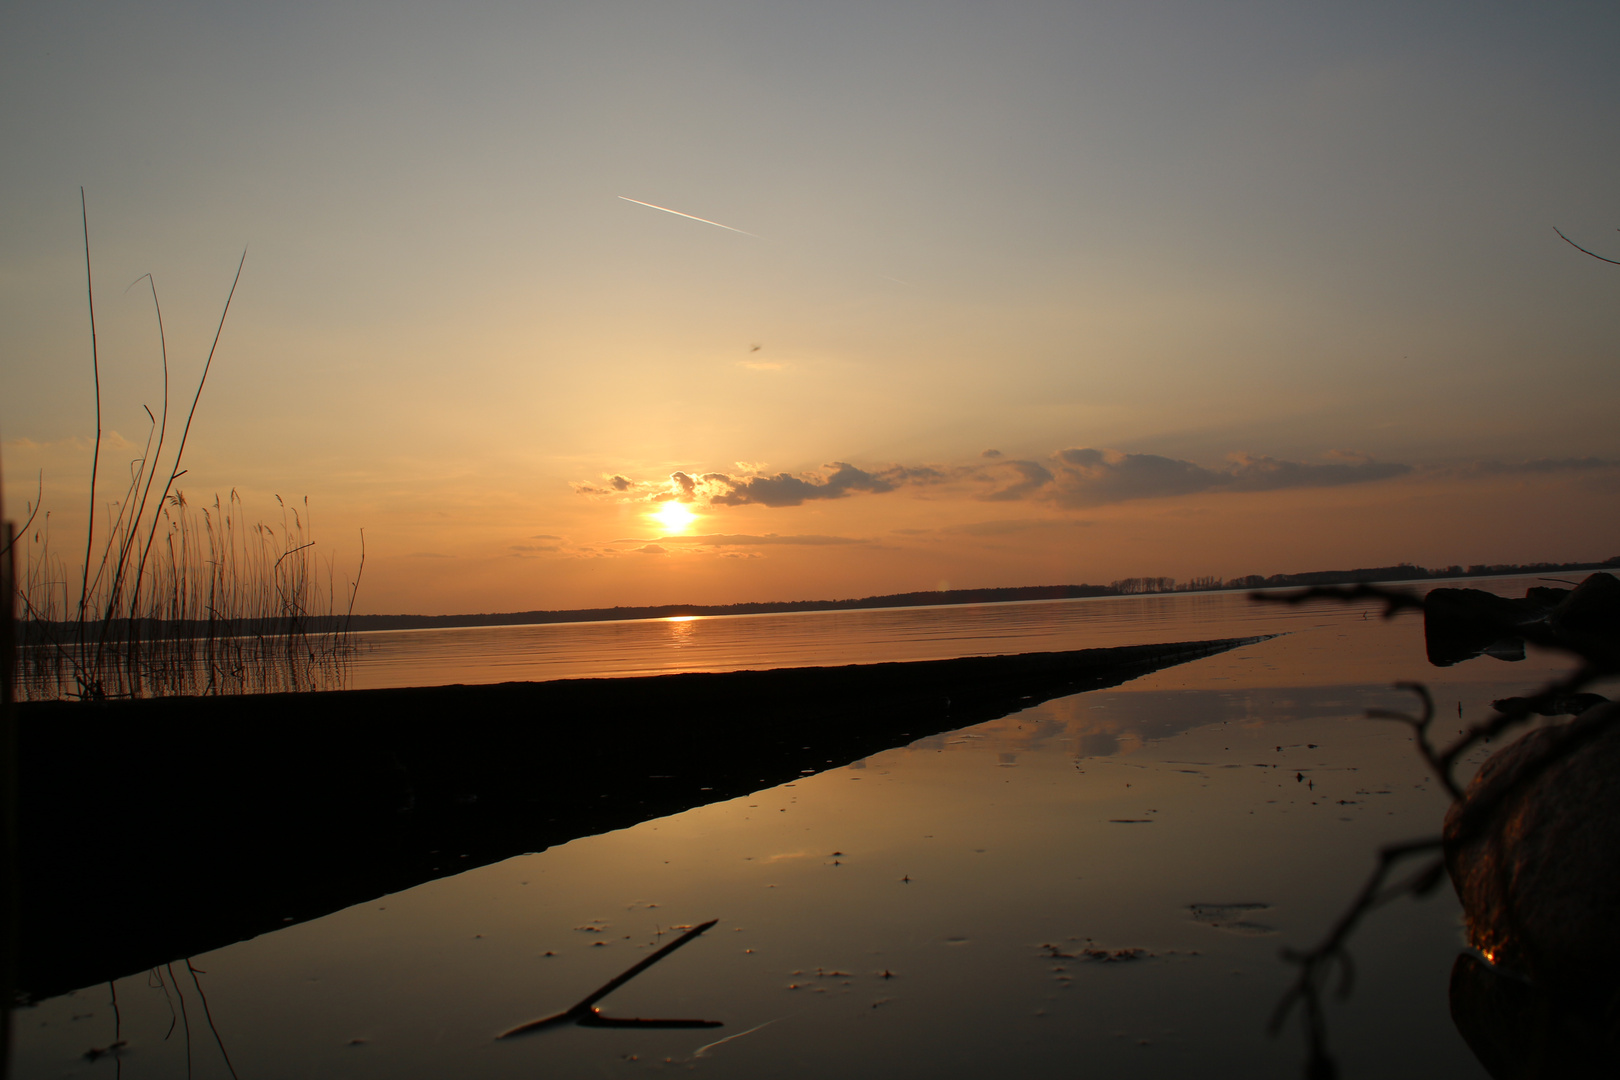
[4,1,1618,615]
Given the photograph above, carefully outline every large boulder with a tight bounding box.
[1444,701,1620,1075]
[1548,571,1620,644]
[1444,700,1620,992]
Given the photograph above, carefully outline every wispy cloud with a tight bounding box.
[706,463,913,507]
[977,459,1054,502]
[1031,449,1412,508]
[1441,456,1617,476]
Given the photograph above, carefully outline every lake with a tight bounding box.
[12,577,1598,1078]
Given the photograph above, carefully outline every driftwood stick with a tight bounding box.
[497,918,720,1039]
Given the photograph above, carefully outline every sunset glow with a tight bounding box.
[4,9,1615,1074]
[1,3,1616,617]
[653,501,698,535]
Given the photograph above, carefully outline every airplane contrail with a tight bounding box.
[618,196,760,237]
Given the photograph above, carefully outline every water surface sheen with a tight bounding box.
[19,577,1595,1079]
[350,586,1372,688]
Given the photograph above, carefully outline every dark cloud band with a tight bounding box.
[581,446,1417,511]
[1035,449,1412,507]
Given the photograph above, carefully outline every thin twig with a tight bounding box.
[186,960,240,1080]
[136,250,246,613]
[166,961,192,1080]
[1554,225,1620,266]
[122,273,171,663]
[0,472,43,558]
[1263,577,1617,1074]
[343,529,366,636]
[78,189,102,648]
[1249,583,1424,619]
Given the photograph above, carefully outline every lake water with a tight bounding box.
[341,585,1422,688]
[14,577,1602,1078]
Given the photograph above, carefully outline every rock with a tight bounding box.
[1449,953,1619,1079]
[1548,571,1620,642]
[1443,700,1620,994]
[1424,574,1620,668]
[1423,587,1550,667]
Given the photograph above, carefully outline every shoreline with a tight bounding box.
[17,561,1616,643]
[18,637,1264,1001]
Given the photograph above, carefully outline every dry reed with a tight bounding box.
[7,195,362,701]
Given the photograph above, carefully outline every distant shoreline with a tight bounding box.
[342,557,1618,633]
[21,557,1615,642]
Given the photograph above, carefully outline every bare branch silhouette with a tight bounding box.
[1257,579,1619,1077]
[1553,226,1620,266]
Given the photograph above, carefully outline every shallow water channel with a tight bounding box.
[15,578,1596,1078]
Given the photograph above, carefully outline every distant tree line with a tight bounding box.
[1110,559,1620,599]
[326,556,1620,632]
[1109,576,1177,594]
[25,556,1619,640]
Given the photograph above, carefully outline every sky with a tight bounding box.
[3,0,1618,615]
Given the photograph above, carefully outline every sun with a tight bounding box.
[652,501,697,534]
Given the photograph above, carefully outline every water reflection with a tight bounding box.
[15,578,1600,1080]
[341,588,1359,689]
[17,640,1242,1004]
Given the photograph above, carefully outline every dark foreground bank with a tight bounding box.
[18,637,1263,1002]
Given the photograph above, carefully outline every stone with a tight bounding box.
[1444,700,1620,994]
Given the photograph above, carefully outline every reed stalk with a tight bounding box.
[11,201,361,701]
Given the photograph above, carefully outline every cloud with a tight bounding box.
[575,461,945,508]
[572,474,640,496]
[1046,448,1219,505]
[1221,452,1413,493]
[665,471,699,501]
[1035,448,1411,507]
[530,533,561,540]
[578,446,1412,513]
[706,462,902,507]
[510,543,560,552]
[978,459,1054,502]
[635,544,667,554]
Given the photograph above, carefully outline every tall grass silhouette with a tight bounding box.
[7,192,363,701]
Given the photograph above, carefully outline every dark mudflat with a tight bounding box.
[17,637,1264,1001]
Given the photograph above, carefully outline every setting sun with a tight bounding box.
[652,501,697,534]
